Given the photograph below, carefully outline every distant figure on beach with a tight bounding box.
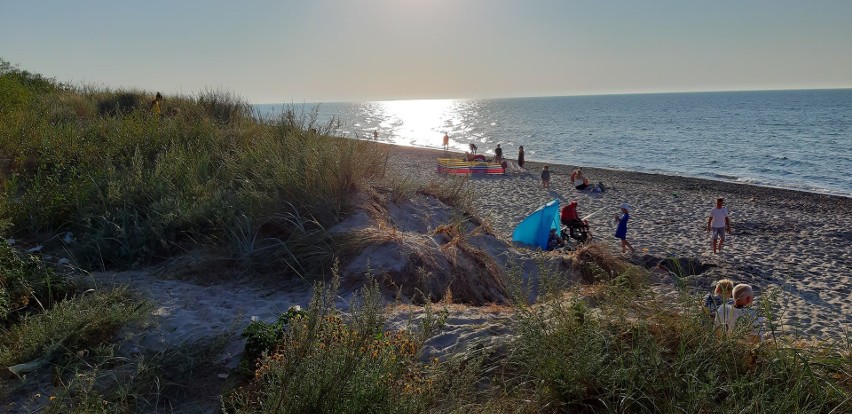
[704,278,735,317]
[715,283,765,340]
[150,92,163,115]
[541,165,551,189]
[373,130,379,140]
[464,152,486,162]
[494,144,503,163]
[613,203,635,254]
[517,146,525,168]
[546,228,565,251]
[707,197,731,254]
[469,143,478,154]
[442,133,449,150]
[570,168,591,190]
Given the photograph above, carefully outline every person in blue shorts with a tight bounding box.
[613,202,635,254]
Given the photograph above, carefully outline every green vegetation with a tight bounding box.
[1,58,388,274]
[2,60,849,413]
[509,284,851,413]
[223,275,481,414]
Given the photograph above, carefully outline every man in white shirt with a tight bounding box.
[706,197,731,254]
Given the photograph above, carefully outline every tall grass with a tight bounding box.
[0,74,388,274]
[223,273,482,413]
[506,281,852,413]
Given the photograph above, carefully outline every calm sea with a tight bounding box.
[254,89,852,197]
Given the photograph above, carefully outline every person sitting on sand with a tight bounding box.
[715,283,765,340]
[546,228,565,251]
[707,197,731,254]
[570,168,591,190]
[703,278,734,317]
[541,165,551,189]
[494,144,503,163]
[561,200,592,242]
[517,146,525,168]
[464,152,487,162]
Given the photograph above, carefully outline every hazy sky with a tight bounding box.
[3,0,851,103]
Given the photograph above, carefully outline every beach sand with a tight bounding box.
[385,144,852,339]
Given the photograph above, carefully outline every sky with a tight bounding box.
[2,0,852,103]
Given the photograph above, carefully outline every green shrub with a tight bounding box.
[241,305,307,364]
[0,76,33,116]
[0,240,64,323]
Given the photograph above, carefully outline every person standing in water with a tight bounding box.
[442,133,449,150]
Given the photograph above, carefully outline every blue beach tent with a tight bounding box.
[512,199,560,249]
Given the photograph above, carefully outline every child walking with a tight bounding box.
[707,197,731,254]
[541,165,551,189]
[613,203,635,254]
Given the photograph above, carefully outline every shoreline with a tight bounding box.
[379,141,852,200]
[380,142,852,339]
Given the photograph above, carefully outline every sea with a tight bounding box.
[254,89,852,197]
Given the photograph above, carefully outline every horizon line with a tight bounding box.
[252,86,852,105]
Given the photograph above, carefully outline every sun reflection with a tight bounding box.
[377,99,458,147]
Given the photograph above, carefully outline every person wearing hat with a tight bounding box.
[613,202,635,254]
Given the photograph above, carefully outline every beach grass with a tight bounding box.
[1,62,388,275]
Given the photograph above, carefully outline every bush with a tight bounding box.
[241,305,307,364]
[0,76,33,116]
[0,240,64,323]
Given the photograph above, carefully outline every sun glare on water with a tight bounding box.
[376,99,459,147]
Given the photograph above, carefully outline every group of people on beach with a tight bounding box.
[440,136,762,338]
[442,133,525,169]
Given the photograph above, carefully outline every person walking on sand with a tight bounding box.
[541,165,551,189]
[614,203,635,254]
[707,197,731,254]
[517,146,525,168]
[442,133,449,150]
[494,144,503,163]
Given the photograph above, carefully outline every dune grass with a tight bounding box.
[223,273,482,414]
[0,62,388,275]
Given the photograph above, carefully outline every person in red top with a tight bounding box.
[560,200,591,243]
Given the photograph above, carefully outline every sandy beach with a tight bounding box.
[385,144,852,339]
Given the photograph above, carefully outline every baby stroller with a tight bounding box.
[560,201,592,246]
